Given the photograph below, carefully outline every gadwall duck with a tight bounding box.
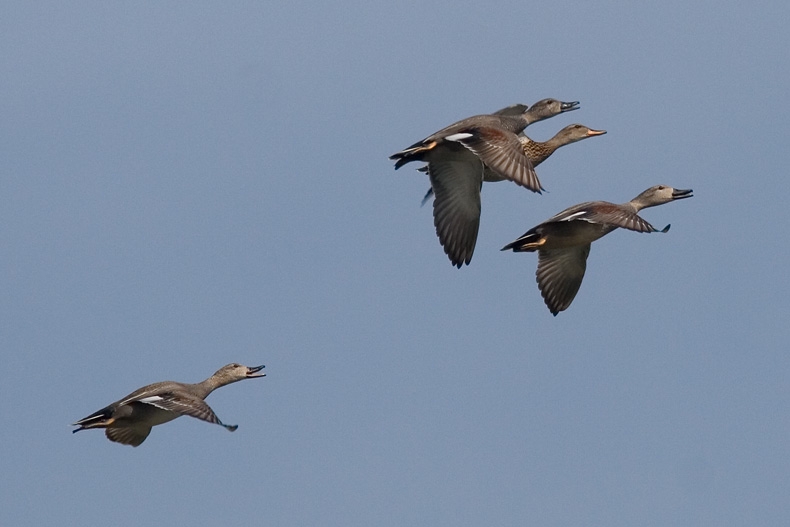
[73,363,265,447]
[420,123,607,202]
[390,98,579,194]
[502,185,693,315]
[391,98,579,268]
[420,123,603,268]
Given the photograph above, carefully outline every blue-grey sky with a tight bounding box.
[2,2,789,525]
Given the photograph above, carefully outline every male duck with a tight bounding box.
[502,185,693,315]
[391,98,580,194]
[73,363,265,447]
[422,123,604,268]
[391,98,580,268]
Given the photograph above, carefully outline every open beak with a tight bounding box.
[672,188,693,200]
[246,365,266,378]
[560,101,580,112]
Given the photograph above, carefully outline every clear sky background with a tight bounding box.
[2,2,789,525]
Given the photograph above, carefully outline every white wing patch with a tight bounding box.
[560,211,588,221]
[138,395,171,410]
[445,132,474,142]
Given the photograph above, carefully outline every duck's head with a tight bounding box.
[525,98,580,121]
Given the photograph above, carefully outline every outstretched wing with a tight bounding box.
[427,149,484,267]
[550,202,657,233]
[447,126,542,193]
[137,393,223,425]
[105,424,152,447]
[536,246,591,315]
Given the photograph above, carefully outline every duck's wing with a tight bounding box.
[536,245,591,316]
[550,202,657,233]
[491,103,529,116]
[427,149,484,268]
[105,424,152,447]
[135,392,228,428]
[447,126,542,193]
[390,114,490,169]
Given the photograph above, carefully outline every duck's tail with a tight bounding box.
[389,141,436,170]
[501,229,542,252]
[72,405,114,432]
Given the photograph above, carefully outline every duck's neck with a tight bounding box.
[196,375,232,398]
[624,197,651,213]
[523,110,553,127]
[500,114,530,133]
[522,137,556,166]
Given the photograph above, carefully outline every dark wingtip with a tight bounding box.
[219,418,239,432]
[660,224,671,233]
[420,188,433,207]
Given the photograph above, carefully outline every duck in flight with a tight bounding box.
[391,98,580,267]
[502,185,693,315]
[73,363,265,447]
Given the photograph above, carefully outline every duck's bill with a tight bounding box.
[560,101,580,112]
[246,365,266,378]
[672,188,693,199]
